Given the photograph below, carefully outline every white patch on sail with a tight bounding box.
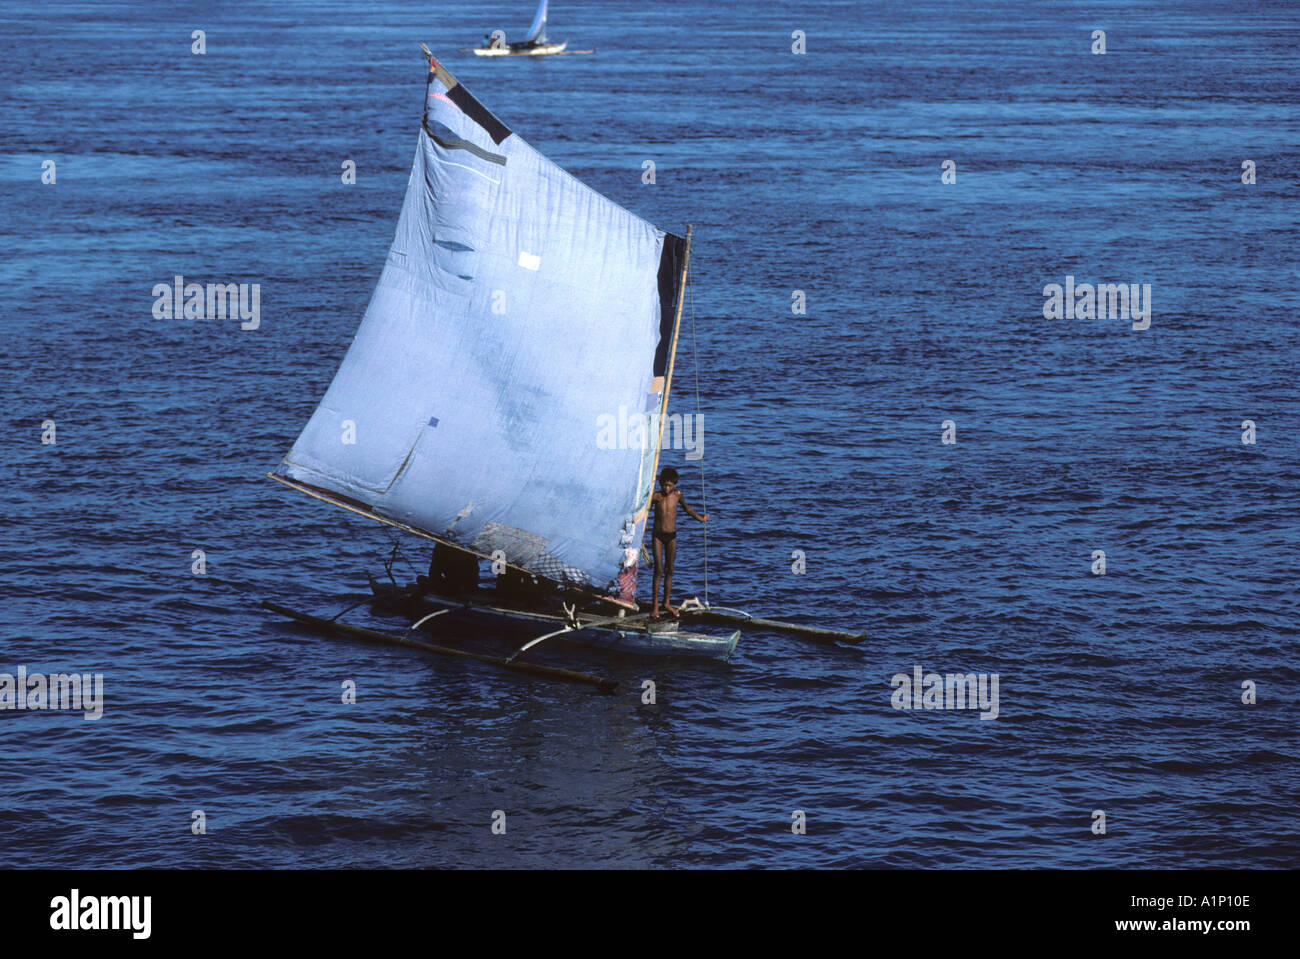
[517,251,541,271]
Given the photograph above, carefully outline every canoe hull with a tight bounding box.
[549,619,738,661]
[373,578,740,662]
[472,41,568,57]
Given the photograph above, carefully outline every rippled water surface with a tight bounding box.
[2,0,1298,868]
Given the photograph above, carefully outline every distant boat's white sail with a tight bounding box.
[275,56,687,591]
[524,0,548,43]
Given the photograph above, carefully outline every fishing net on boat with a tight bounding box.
[470,522,589,586]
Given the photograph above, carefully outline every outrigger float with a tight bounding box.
[262,47,862,691]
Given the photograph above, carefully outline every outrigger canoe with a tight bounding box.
[260,47,862,693]
[465,2,585,57]
[470,41,570,57]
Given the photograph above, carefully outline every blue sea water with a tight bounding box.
[1,0,1298,868]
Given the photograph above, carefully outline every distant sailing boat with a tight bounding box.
[262,49,863,687]
[470,0,571,57]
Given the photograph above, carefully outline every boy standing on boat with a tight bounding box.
[649,467,707,618]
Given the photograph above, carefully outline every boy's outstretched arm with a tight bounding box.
[679,493,708,523]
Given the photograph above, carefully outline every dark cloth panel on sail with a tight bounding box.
[653,232,687,378]
[425,57,512,146]
[445,85,512,145]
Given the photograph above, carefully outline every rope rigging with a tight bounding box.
[384,527,423,584]
[687,258,709,607]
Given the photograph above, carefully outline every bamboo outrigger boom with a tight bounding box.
[508,609,657,663]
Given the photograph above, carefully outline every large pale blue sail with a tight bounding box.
[524,0,548,43]
[276,56,686,590]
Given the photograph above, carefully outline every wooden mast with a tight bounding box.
[646,225,693,505]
